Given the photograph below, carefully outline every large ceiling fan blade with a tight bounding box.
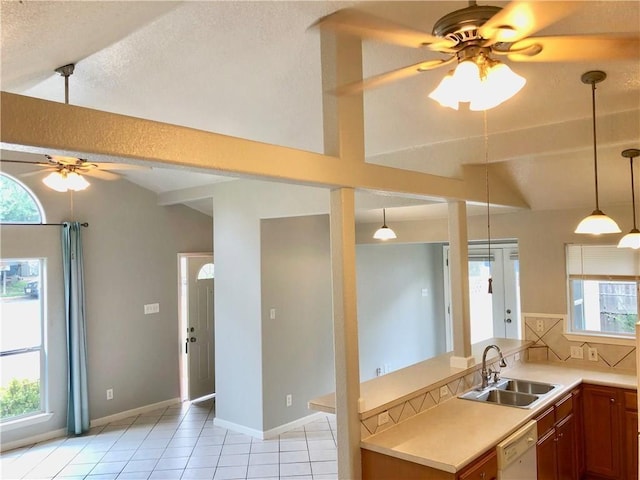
[314,8,455,51]
[0,159,51,167]
[18,169,52,178]
[83,169,120,181]
[480,1,579,45]
[335,58,455,96]
[92,162,148,171]
[507,34,640,62]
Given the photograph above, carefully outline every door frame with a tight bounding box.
[177,252,214,402]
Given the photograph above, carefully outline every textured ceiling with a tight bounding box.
[1,1,639,222]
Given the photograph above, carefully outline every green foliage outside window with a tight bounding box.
[0,378,41,420]
[0,173,42,223]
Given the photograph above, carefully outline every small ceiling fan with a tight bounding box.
[0,64,145,191]
[315,1,639,109]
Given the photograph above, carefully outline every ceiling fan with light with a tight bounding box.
[0,155,143,192]
[315,1,639,110]
[0,63,145,192]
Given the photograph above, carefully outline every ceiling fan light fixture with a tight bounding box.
[42,169,90,192]
[373,208,397,240]
[428,53,525,111]
[428,71,459,110]
[469,62,526,111]
[66,171,91,191]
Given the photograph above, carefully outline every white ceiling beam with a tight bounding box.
[1,92,528,208]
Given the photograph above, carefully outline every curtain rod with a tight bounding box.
[2,222,89,227]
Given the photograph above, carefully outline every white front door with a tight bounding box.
[180,254,215,401]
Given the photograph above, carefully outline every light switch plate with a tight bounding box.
[588,347,598,361]
[144,303,159,315]
[570,346,584,359]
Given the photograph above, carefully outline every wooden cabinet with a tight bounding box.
[535,392,577,480]
[583,384,623,479]
[457,449,497,480]
[624,390,638,480]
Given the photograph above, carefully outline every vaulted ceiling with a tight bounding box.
[1,1,639,222]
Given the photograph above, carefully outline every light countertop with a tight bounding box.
[360,362,637,473]
[309,338,530,417]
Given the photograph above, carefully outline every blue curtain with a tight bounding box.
[62,221,89,435]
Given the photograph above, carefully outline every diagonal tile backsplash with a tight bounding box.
[523,314,636,371]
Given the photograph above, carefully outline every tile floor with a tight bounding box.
[0,399,338,480]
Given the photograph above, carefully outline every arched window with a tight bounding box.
[0,173,45,224]
[197,263,215,280]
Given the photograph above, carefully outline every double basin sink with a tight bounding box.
[459,378,561,409]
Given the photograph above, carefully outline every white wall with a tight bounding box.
[0,164,213,447]
[356,243,446,381]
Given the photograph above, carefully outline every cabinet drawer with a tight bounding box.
[624,390,637,411]
[555,393,573,423]
[536,406,555,437]
[458,449,497,480]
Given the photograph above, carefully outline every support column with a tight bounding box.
[330,188,361,480]
[448,200,474,368]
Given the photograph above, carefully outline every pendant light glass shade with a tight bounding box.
[575,210,621,235]
[428,54,525,111]
[43,169,90,192]
[575,71,621,235]
[373,208,396,240]
[617,148,640,249]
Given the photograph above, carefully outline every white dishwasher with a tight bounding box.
[496,420,538,479]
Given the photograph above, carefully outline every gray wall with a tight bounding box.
[356,204,634,316]
[261,215,334,430]
[356,243,446,381]
[212,179,330,433]
[1,164,213,447]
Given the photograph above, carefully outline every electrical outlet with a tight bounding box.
[588,347,598,361]
[570,346,584,359]
[440,386,450,398]
[535,320,544,333]
[376,367,383,377]
[106,388,113,400]
[286,394,292,407]
[378,411,390,426]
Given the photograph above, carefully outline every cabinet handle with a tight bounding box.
[480,472,485,480]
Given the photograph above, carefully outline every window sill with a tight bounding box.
[0,412,54,432]
[563,332,635,347]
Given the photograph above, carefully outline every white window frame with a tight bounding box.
[564,244,639,346]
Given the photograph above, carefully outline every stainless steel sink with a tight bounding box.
[459,378,561,409]
[496,378,559,395]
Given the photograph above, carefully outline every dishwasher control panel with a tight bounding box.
[496,420,537,469]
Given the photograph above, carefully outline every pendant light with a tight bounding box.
[373,208,397,240]
[574,71,621,235]
[617,148,640,249]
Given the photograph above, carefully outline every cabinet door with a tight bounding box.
[555,415,576,480]
[583,384,622,479]
[572,387,585,478]
[625,409,638,480]
[537,428,558,480]
[457,449,497,480]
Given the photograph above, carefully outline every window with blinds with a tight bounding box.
[566,245,639,336]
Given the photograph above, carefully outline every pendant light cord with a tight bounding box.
[484,111,492,294]
[630,157,637,229]
[590,81,600,212]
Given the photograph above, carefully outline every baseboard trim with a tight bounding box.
[214,412,328,440]
[1,397,182,453]
[91,397,182,428]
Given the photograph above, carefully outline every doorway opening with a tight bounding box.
[443,242,521,349]
[178,253,215,402]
